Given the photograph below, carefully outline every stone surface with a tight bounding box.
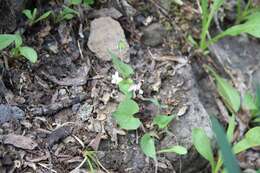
[142,23,166,47]
[0,0,16,32]
[209,36,260,92]
[87,17,129,61]
[0,104,25,124]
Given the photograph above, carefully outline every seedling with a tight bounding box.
[110,49,187,163]
[199,0,260,50]
[23,8,51,26]
[0,34,37,63]
[192,117,260,173]
[204,65,240,113]
[243,84,260,123]
[53,6,79,23]
[205,65,260,123]
[140,133,187,162]
[235,0,260,24]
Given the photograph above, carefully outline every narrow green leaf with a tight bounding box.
[110,51,134,79]
[140,134,156,160]
[255,83,260,109]
[35,11,52,23]
[233,127,260,154]
[19,46,37,63]
[0,34,16,51]
[22,10,33,20]
[32,8,37,20]
[204,65,240,113]
[243,91,258,111]
[158,145,187,155]
[210,116,241,173]
[192,128,215,170]
[226,114,236,143]
[69,0,82,5]
[63,14,75,20]
[63,6,79,16]
[153,115,175,129]
[84,0,94,5]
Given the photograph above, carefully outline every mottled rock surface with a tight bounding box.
[87,17,129,61]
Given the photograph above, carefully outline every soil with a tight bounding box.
[0,0,260,173]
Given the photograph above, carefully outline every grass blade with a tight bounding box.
[210,116,241,173]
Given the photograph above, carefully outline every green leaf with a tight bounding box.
[233,127,260,154]
[210,116,241,173]
[35,11,52,23]
[114,98,139,116]
[256,83,260,109]
[226,114,236,143]
[63,6,79,16]
[204,65,240,113]
[140,134,156,160]
[192,128,215,170]
[22,9,33,20]
[0,34,16,51]
[212,12,260,43]
[112,98,141,130]
[14,34,23,48]
[118,78,133,96]
[153,115,175,129]
[83,0,94,5]
[243,91,258,111]
[19,46,38,63]
[63,14,75,20]
[32,8,37,20]
[115,116,141,130]
[69,0,82,5]
[110,51,134,79]
[158,145,187,155]
[216,77,240,113]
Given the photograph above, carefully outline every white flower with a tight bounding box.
[111,72,123,84]
[128,82,144,95]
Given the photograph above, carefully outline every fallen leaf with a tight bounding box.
[3,134,38,150]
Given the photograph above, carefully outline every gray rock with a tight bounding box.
[209,36,260,92]
[0,0,17,32]
[0,104,25,124]
[142,23,166,47]
[87,17,129,61]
